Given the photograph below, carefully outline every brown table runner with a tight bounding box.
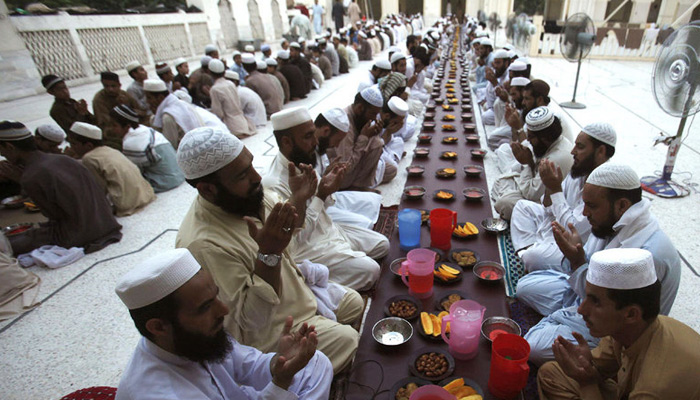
[345,42,510,400]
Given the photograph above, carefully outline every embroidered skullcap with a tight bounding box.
[472,38,482,45]
[493,49,510,59]
[256,60,267,71]
[35,124,66,143]
[173,89,192,104]
[174,57,187,67]
[525,106,555,132]
[244,44,255,52]
[261,44,270,51]
[375,59,392,70]
[100,71,119,82]
[290,42,301,49]
[277,50,290,60]
[582,122,617,148]
[587,163,640,190]
[0,121,32,141]
[379,72,406,100]
[360,85,384,108]
[391,52,406,64]
[388,96,408,117]
[429,31,440,41]
[225,70,239,81]
[358,31,367,38]
[177,127,244,179]
[42,74,64,90]
[266,58,278,66]
[112,104,140,124]
[241,53,256,65]
[587,248,656,290]
[208,59,225,74]
[155,63,171,74]
[322,108,349,133]
[232,51,241,58]
[510,77,530,87]
[481,38,493,47]
[143,79,167,92]
[125,61,141,73]
[115,248,201,310]
[70,122,102,140]
[204,44,218,54]
[509,60,527,71]
[200,56,212,67]
[271,107,311,131]
[318,38,326,45]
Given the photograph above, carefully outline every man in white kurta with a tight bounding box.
[208,60,257,137]
[115,249,333,400]
[225,71,266,129]
[262,107,388,290]
[510,123,617,272]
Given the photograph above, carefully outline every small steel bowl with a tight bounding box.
[389,257,408,276]
[462,187,486,201]
[404,185,427,199]
[473,261,506,282]
[481,316,522,342]
[470,148,487,159]
[481,218,508,233]
[2,222,35,237]
[372,317,413,346]
[406,165,426,177]
[1,195,25,209]
[463,165,483,178]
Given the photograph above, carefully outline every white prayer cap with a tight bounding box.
[244,44,255,52]
[477,31,488,38]
[0,121,32,141]
[587,248,657,290]
[266,58,278,66]
[35,124,66,143]
[70,122,102,140]
[510,77,530,87]
[503,44,514,51]
[509,60,527,71]
[115,248,201,310]
[298,37,306,43]
[261,44,270,51]
[256,60,267,70]
[225,70,239,81]
[388,96,408,117]
[241,53,256,65]
[173,89,192,104]
[332,34,340,40]
[204,44,218,54]
[525,106,555,132]
[156,63,171,74]
[375,59,392,70]
[429,31,440,41]
[271,106,311,131]
[322,108,349,133]
[481,38,493,47]
[472,38,482,45]
[308,40,317,48]
[125,61,141,73]
[358,31,367,38]
[582,122,617,147]
[317,38,326,45]
[507,50,516,58]
[277,50,290,60]
[174,57,187,67]
[208,59,225,74]
[388,46,400,53]
[493,49,510,59]
[360,85,384,108]
[587,163,640,190]
[177,127,244,179]
[391,52,406,63]
[290,42,301,49]
[143,79,167,92]
[232,51,241,58]
[201,56,212,67]
[370,29,376,36]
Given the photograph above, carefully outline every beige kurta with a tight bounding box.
[176,192,361,372]
[347,2,361,25]
[210,77,256,137]
[81,146,156,216]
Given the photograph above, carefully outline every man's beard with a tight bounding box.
[590,206,617,238]
[317,135,331,155]
[171,318,232,363]
[213,181,264,217]
[570,153,596,178]
[289,142,316,167]
[532,140,549,158]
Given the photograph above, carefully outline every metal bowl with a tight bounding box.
[1,195,25,209]
[462,187,486,201]
[473,261,505,282]
[372,317,413,346]
[389,257,408,276]
[481,316,522,342]
[2,222,35,237]
[481,218,508,233]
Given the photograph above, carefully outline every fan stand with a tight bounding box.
[561,48,587,109]
[641,83,696,198]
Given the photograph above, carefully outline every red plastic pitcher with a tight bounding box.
[409,385,456,400]
[488,333,530,399]
[429,208,457,251]
[401,248,436,299]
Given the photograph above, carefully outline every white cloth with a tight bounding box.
[297,260,347,321]
[17,245,84,269]
[346,46,359,68]
[237,86,267,128]
[115,336,333,400]
[153,94,228,138]
[122,125,171,165]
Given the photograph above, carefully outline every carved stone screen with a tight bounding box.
[20,30,86,80]
[189,22,212,54]
[78,27,148,73]
[143,24,191,62]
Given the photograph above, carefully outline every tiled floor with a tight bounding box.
[0,52,698,399]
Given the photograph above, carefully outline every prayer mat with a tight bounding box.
[499,230,526,297]
[373,205,399,239]
[60,386,116,400]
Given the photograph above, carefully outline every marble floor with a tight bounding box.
[0,51,698,399]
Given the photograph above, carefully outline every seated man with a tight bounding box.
[517,163,681,365]
[172,57,189,92]
[225,71,267,130]
[327,85,385,191]
[0,121,121,255]
[511,123,616,272]
[115,248,333,399]
[357,59,391,92]
[110,105,185,193]
[125,61,150,113]
[243,55,283,117]
[207,60,256,138]
[486,77,530,150]
[263,107,388,290]
[277,50,309,100]
[155,62,174,92]
[538,248,700,399]
[34,124,65,154]
[92,71,149,150]
[266,58,290,104]
[479,49,510,125]
[373,96,408,187]
[68,122,156,216]
[42,74,95,134]
[492,106,573,220]
[175,127,363,373]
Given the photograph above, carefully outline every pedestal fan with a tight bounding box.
[559,13,596,109]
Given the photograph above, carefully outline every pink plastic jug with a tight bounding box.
[401,248,436,299]
[409,385,456,400]
[440,300,485,360]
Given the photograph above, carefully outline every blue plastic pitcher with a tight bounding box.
[398,209,421,251]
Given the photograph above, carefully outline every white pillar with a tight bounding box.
[592,0,609,21]
[630,0,653,23]
[424,0,441,27]
[383,0,399,18]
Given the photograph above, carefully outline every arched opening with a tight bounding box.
[271,0,284,39]
[248,0,265,40]
[219,0,240,48]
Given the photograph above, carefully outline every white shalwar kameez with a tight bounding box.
[115,337,333,400]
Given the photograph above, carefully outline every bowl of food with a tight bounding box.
[2,223,35,237]
[424,112,436,121]
[426,104,437,111]
[420,209,430,224]
[438,377,484,398]
[442,114,456,121]
[414,147,430,158]
[462,187,486,201]
[440,151,458,160]
[449,248,479,268]
[481,217,508,233]
[1,195,25,209]
[434,262,463,284]
[390,377,431,400]
[473,261,506,282]
[481,316,522,343]
[406,165,426,177]
[404,186,427,199]
[434,98,444,105]
[460,104,472,112]
[385,295,421,321]
[389,257,408,276]
[452,222,479,239]
[463,165,483,178]
[441,104,453,111]
[418,134,433,144]
[461,113,473,122]
[433,189,456,201]
[372,317,413,346]
[436,291,467,312]
[409,347,455,381]
[465,134,480,144]
[422,122,436,131]
[463,123,477,133]
[442,136,458,144]
[435,168,456,179]
[441,124,456,132]
[418,311,447,341]
[470,149,487,159]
